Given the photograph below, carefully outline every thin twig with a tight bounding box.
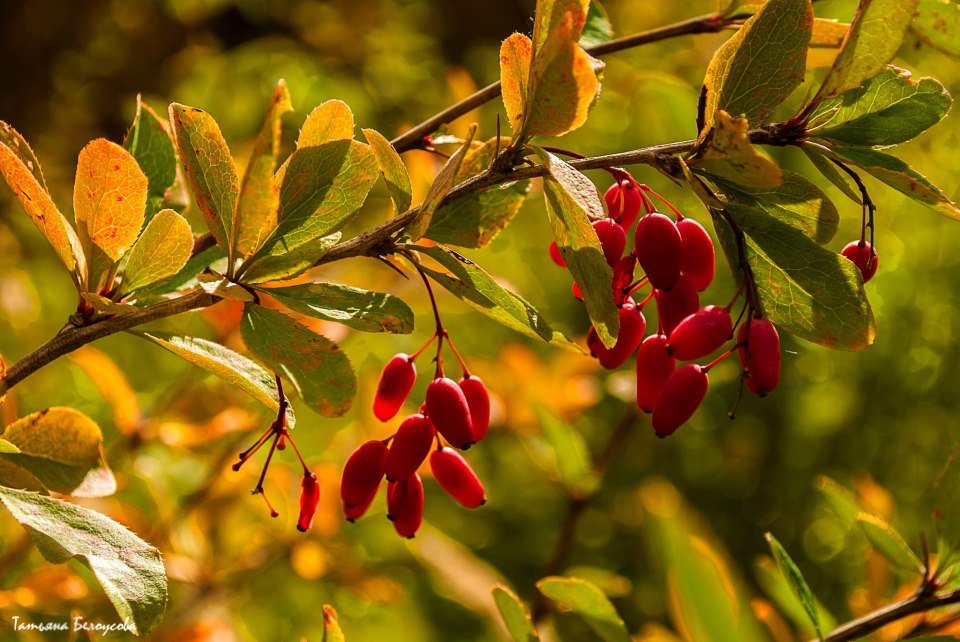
[818,588,960,642]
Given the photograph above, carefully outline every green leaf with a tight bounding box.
[754,556,837,637]
[124,96,177,203]
[241,305,356,417]
[232,80,292,262]
[492,584,540,642]
[135,244,226,298]
[580,1,613,48]
[914,0,960,57]
[711,170,839,244]
[322,605,346,642]
[808,67,951,146]
[240,232,341,284]
[426,137,531,248]
[724,201,876,350]
[0,486,167,636]
[701,0,813,132]
[121,209,193,293]
[695,111,783,189]
[828,145,960,220]
[536,407,598,496]
[1,120,47,190]
[0,408,106,496]
[259,282,414,334]
[135,332,293,426]
[815,0,921,101]
[362,128,412,214]
[408,244,581,352]
[765,533,823,640]
[536,576,629,642]
[857,513,925,574]
[168,103,239,251]
[535,150,618,347]
[802,147,863,205]
[407,125,476,241]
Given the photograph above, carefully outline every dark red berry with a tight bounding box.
[655,276,699,336]
[373,354,417,421]
[668,305,732,361]
[385,414,435,482]
[604,179,643,229]
[652,364,709,437]
[425,377,474,450]
[341,440,387,509]
[430,447,486,508]
[635,213,682,290]
[593,218,626,267]
[344,494,375,522]
[459,375,491,442]
[677,218,715,291]
[593,299,646,369]
[636,334,676,413]
[549,241,566,267]
[387,473,424,538]
[737,318,780,396]
[841,240,878,282]
[297,471,321,532]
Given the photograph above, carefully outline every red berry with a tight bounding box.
[344,494,375,522]
[459,375,491,442]
[297,471,321,532]
[655,276,699,336]
[635,213,682,290]
[737,318,780,396]
[387,473,424,538]
[341,440,387,509]
[604,179,643,229]
[668,305,732,361]
[593,218,626,267]
[373,354,417,421]
[549,241,566,267]
[611,255,637,306]
[841,240,878,282]
[636,334,676,413]
[677,218,715,291]
[652,364,709,437]
[425,377,474,450]
[593,299,646,369]
[430,447,486,508]
[385,414,435,482]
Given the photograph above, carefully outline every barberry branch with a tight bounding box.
[819,586,960,642]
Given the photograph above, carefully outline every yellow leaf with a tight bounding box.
[810,18,850,48]
[297,99,355,147]
[1,407,102,470]
[695,111,783,189]
[68,346,141,435]
[0,121,46,190]
[362,127,413,213]
[233,80,293,261]
[73,139,149,281]
[406,125,477,241]
[121,209,193,293]
[500,33,533,133]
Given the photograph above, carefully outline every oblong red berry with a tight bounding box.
[604,179,643,229]
[297,472,321,532]
[425,378,474,450]
[635,213,682,290]
[340,440,387,509]
[373,354,417,421]
[652,364,709,437]
[841,240,878,283]
[655,276,699,336]
[593,218,626,267]
[430,448,486,508]
[343,494,375,522]
[385,414,435,482]
[549,241,566,267]
[677,218,715,291]
[387,473,424,539]
[737,318,780,397]
[459,375,491,442]
[668,305,732,361]
[636,334,676,413]
[595,300,646,369]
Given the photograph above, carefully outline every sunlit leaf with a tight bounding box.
[298,100,355,147]
[500,33,532,135]
[80,292,138,314]
[0,486,167,636]
[169,103,239,251]
[580,1,613,48]
[406,125,476,241]
[536,407,598,496]
[810,19,850,48]
[260,282,414,334]
[123,96,177,205]
[701,0,813,133]
[857,513,925,574]
[492,585,539,642]
[135,244,227,298]
[197,273,255,302]
[241,305,356,417]
[536,576,629,642]
[696,111,783,189]
[121,209,193,293]
[914,0,960,57]
[754,556,837,637]
[1,120,46,190]
[765,533,823,640]
[322,605,346,642]
[362,128,412,213]
[241,232,341,284]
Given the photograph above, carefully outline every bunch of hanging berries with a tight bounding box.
[341,254,489,538]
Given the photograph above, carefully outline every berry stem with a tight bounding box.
[399,249,447,378]
[443,331,471,377]
[703,347,735,373]
[640,184,684,219]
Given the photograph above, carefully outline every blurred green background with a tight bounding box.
[1,0,959,640]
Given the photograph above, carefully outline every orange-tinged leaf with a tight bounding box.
[121,209,193,293]
[0,142,84,278]
[298,99,355,147]
[362,127,412,213]
[1,121,46,190]
[73,139,148,279]
[169,103,239,252]
[695,111,783,189]
[500,33,533,133]
[233,80,293,261]
[810,19,850,48]
[68,347,141,435]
